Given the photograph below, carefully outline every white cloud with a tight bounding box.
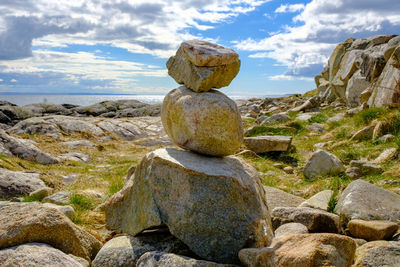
[0,79,3,82]
[236,0,400,81]
[10,79,17,82]
[275,4,305,13]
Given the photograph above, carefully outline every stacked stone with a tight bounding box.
[104,41,273,264]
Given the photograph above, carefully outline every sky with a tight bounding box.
[0,0,399,97]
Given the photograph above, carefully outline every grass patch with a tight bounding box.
[247,125,296,137]
[310,113,327,123]
[354,107,387,125]
[70,193,95,211]
[22,194,43,202]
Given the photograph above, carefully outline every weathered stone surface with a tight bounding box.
[244,136,292,154]
[29,187,52,199]
[303,149,344,179]
[271,207,340,233]
[0,129,58,164]
[352,240,398,267]
[9,117,62,138]
[42,203,75,219]
[260,113,291,124]
[346,70,371,107]
[43,191,72,205]
[47,116,104,136]
[355,243,400,267]
[239,233,356,267]
[374,148,398,163]
[335,179,400,224]
[350,126,374,141]
[181,40,239,67]
[345,167,363,179]
[349,160,383,174]
[0,168,47,199]
[306,123,325,133]
[137,251,236,267]
[0,202,102,261]
[167,42,240,92]
[263,186,305,211]
[92,232,191,267]
[58,152,90,163]
[274,222,308,238]
[299,190,333,211]
[379,133,395,142]
[161,86,243,156]
[105,148,273,263]
[290,96,320,112]
[347,219,398,241]
[327,112,345,122]
[62,140,95,149]
[0,243,85,267]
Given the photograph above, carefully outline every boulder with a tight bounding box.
[345,70,371,107]
[345,167,363,179]
[263,186,305,211]
[352,241,399,267]
[299,190,333,211]
[239,233,356,267]
[42,203,75,219]
[92,232,191,267]
[327,112,345,122]
[260,113,291,124]
[350,126,374,141]
[349,160,383,174]
[161,86,243,156]
[9,117,62,138]
[137,251,236,267]
[335,179,400,224]
[303,149,344,179]
[0,243,85,267]
[47,116,104,136]
[58,152,90,163]
[347,219,398,241]
[274,223,308,238]
[0,202,102,261]
[244,136,292,154]
[289,96,320,112]
[97,120,149,141]
[0,168,47,199]
[0,129,59,164]
[105,148,273,263]
[166,40,240,92]
[43,191,72,205]
[271,207,340,233]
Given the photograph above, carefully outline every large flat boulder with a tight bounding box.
[0,202,102,261]
[335,179,400,224]
[167,40,240,92]
[244,135,292,154]
[161,86,243,156]
[105,148,273,263]
[303,149,344,179]
[0,168,48,199]
[0,129,58,164]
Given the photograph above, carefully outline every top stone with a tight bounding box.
[181,40,239,67]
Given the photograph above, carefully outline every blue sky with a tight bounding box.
[0,0,399,96]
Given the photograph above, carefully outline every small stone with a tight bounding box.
[347,219,398,241]
[306,123,325,133]
[43,203,75,219]
[62,174,78,185]
[62,140,95,149]
[264,186,305,211]
[43,191,71,205]
[260,113,291,124]
[345,167,363,179]
[372,121,384,140]
[235,150,261,159]
[274,222,308,238]
[379,134,395,143]
[303,149,344,179]
[244,135,292,154]
[327,113,345,122]
[29,187,52,199]
[299,190,333,211]
[350,126,374,141]
[58,152,90,163]
[283,166,294,174]
[349,160,383,174]
[374,148,398,163]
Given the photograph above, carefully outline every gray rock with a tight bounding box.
[289,96,320,112]
[327,113,345,122]
[137,251,235,267]
[0,168,47,199]
[349,160,383,174]
[299,190,333,211]
[92,232,191,267]
[374,148,398,163]
[47,116,104,136]
[271,207,340,233]
[350,126,374,141]
[58,152,90,163]
[43,191,72,205]
[379,134,395,142]
[244,135,292,154]
[306,123,325,133]
[0,111,11,124]
[345,167,363,179]
[296,112,317,122]
[335,179,400,224]
[105,148,273,263]
[115,105,161,118]
[353,242,400,267]
[29,187,52,199]
[166,40,240,92]
[0,243,85,267]
[42,203,75,219]
[0,129,59,164]
[9,117,62,138]
[347,219,398,241]
[303,149,344,179]
[274,222,308,238]
[62,140,95,149]
[0,202,102,261]
[23,103,69,116]
[260,113,291,124]
[263,186,305,211]
[62,174,79,185]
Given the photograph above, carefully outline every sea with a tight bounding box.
[0,94,282,106]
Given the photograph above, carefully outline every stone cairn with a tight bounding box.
[104,40,274,264]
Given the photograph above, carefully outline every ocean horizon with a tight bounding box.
[0,93,290,106]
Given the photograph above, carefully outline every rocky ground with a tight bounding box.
[1,36,400,267]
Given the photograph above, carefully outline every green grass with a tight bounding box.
[310,113,327,123]
[247,125,296,137]
[70,193,95,211]
[354,107,387,125]
[22,194,43,202]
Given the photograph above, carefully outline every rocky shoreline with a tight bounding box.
[0,36,400,267]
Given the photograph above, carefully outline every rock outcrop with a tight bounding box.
[105,148,272,263]
[315,35,400,107]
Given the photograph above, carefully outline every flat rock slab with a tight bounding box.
[62,140,95,149]
[299,190,333,211]
[239,233,356,267]
[92,232,191,267]
[0,202,102,261]
[167,41,240,92]
[244,135,292,154]
[347,219,398,241]
[263,186,305,211]
[271,206,340,233]
[0,243,85,267]
[0,168,46,199]
[105,148,273,264]
[43,191,72,205]
[274,222,308,238]
[335,179,400,224]
[58,152,90,163]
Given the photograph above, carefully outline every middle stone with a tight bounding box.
[161,86,243,156]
